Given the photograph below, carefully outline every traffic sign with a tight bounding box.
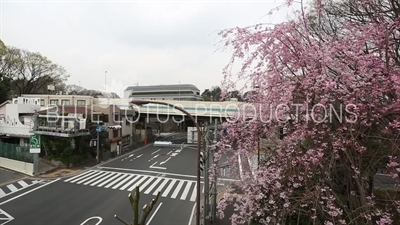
[30,134,41,153]
[96,125,102,133]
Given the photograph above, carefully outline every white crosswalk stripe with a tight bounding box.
[63,170,200,202]
[0,179,44,199]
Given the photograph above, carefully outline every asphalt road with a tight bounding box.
[0,132,240,225]
[0,133,200,225]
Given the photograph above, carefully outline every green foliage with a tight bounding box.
[202,86,221,101]
[0,44,69,96]
[115,186,161,225]
[0,72,12,103]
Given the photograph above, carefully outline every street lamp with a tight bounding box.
[129,100,202,225]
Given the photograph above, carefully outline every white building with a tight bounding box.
[0,97,41,146]
[124,84,203,101]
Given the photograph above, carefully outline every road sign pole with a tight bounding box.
[97,130,100,164]
[33,153,39,175]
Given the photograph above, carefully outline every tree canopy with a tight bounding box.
[0,40,69,99]
[215,0,400,224]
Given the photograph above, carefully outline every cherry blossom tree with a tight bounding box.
[214,0,400,224]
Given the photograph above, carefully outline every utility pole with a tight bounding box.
[203,131,210,225]
[211,118,218,222]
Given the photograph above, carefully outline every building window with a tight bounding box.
[61,100,70,105]
[40,99,45,106]
[49,99,59,105]
[122,135,130,146]
[113,130,119,138]
[114,114,119,122]
[77,100,86,106]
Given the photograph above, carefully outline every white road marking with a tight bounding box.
[66,170,96,183]
[104,174,129,188]
[151,149,161,155]
[144,177,162,194]
[149,161,166,170]
[171,181,184,199]
[188,202,196,225]
[6,185,17,193]
[160,157,171,165]
[17,180,28,188]
[146,202,162,225]
[152,179,169,195]
[120,175,142,191]
[80,216,102,225]
[0,178,61,206]
[180,182,193,200]
[161,180,176,197]
[127,176,148,192]
[112,174,134,189]
[190,184,197,202]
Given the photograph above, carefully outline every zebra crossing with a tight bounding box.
[63,170,201,202]
[0,179,42,199]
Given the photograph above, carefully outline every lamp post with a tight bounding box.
[130,100,202,225]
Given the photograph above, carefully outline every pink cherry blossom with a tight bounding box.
[214,0,400,224]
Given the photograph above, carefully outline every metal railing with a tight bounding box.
[0,142,33,163]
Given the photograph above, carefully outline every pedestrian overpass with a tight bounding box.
[94,98,247,119]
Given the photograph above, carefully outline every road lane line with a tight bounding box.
[188,202,196,225]
[90,173,115,186]
[152,179,169,195]
[17,180,28,188]
[6,184,17,192]
[65,170,95,183]
[83,172,109,185]
[189,184,197,202]
[0,178,60,206]
[180,181,193,200]
[68,170,97,183]
[120,175,142,191]
[127,176,148,192]
[146,202,162,225]
[161,180,176,197]
[112,174,134,189]
[151,149,161,155]
[104,174,129,188]
[144,177,162,194]
[171,181,184,199]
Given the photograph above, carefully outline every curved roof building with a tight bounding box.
[124,84,203,101]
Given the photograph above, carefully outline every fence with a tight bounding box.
[0,142,33,163]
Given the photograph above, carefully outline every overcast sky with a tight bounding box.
[1,0,299,95]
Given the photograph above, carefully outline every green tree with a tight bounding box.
[0,72,11,104]
[201,86,221,101]
[2,46,69,96]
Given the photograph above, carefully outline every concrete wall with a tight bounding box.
[0,157,34,176]
[0,103,39,137]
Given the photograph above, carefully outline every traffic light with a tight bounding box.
[200,151,204,172]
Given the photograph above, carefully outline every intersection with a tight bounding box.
[0,133,238,225]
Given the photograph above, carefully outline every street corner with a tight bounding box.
[39,168,83,179]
